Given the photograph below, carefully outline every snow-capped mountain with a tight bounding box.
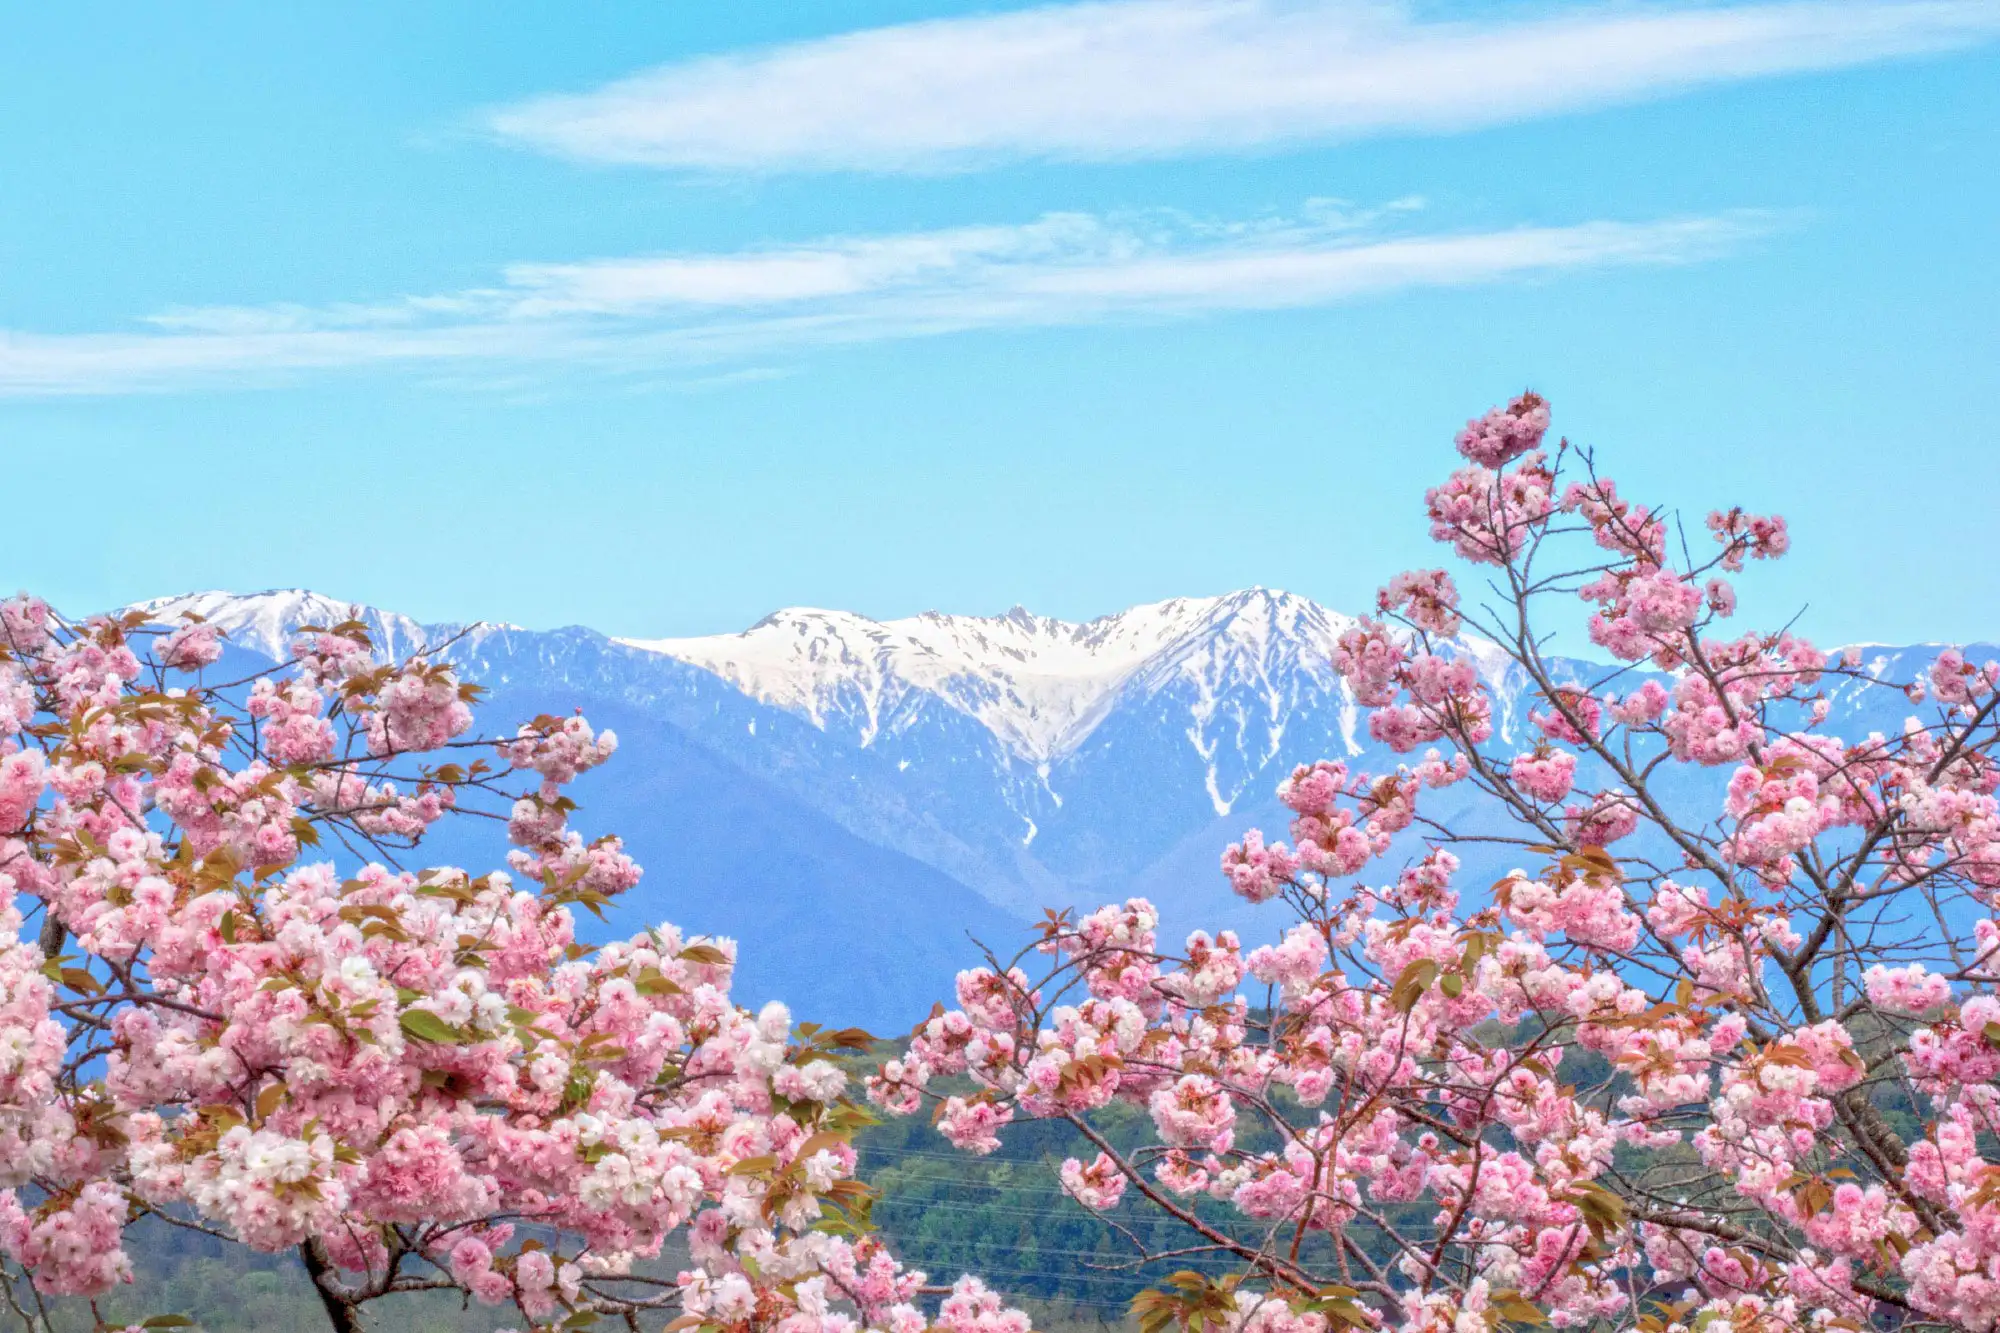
[128,586,1538,925]
[614,588,1391,917]
[133,589,508,664]
[619,589,1550,874]
[619,592,1357,766]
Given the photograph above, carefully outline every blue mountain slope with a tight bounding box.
[430,690,1022,1031]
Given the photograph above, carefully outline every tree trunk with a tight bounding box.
[298,1241,364,1333]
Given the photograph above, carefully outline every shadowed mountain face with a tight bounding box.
[134,589,1991,1027]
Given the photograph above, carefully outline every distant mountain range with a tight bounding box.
[128,588,1980,1028]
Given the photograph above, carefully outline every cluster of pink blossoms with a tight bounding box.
[0,600,1030,1333]
[1453,392,1550,468]
[872,396,2000,1333]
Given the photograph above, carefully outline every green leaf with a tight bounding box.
[399,1009,466,1045]
[1496,1301,1548,1326]
[632,967,682,997]
[1319,1300,1371,1329]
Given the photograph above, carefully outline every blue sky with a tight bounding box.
[2,1,1996,645]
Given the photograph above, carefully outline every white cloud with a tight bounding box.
[498,216,1119,315]
[0,206,1776,396]
[483,0,2000,172]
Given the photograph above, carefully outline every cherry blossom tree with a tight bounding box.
[872,394,2000,1333]
[0,603,1028,1333]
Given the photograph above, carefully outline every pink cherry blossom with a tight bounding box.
[1454,391,1550,467]
[1376,568,1462,637]
[0,599,1028,1333]
[1509,747,1577,803]
[1058,1153,1128,1210]
[1865,962,1951,1013]
[870,395,2000,1333]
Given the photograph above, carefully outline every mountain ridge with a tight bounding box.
[127,587,1991,949]
[140,585,1458,769]
[617,588,1361,765]
[119,586,1571,924]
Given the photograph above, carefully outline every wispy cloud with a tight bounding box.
[0,205,1777,396]
[483,0,2000,173]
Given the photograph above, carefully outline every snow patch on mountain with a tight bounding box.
[131,589,515,663]
[620,589,1359,763]
[132,589,421,660]
[127,587,1535,780]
